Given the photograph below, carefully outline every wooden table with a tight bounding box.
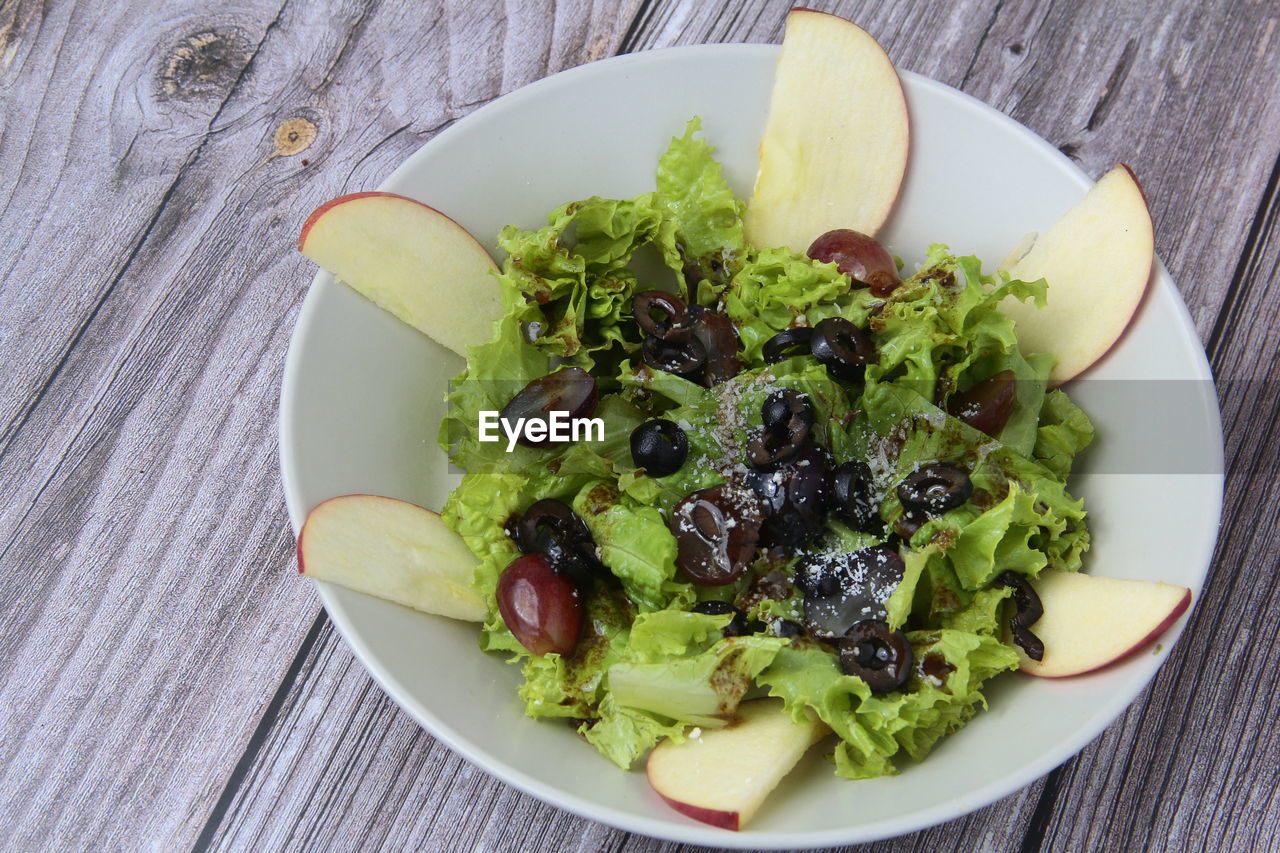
[2,0,1277,849]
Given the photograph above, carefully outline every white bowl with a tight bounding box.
[280,44,1223,847]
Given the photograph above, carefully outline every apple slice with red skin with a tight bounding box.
[646,698,829,831]
[1017,570,1191,678]
[298,494,488,622]
[298,191,503,357]
[745,9,909,251]
[999,164,1155,386]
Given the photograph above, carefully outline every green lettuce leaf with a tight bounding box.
[1034,389,1096,479]
[436,125,1098,781]
[723,247,880,364]
[655,117,748,297]
[495,194,670,362]
[759,622,1019,779]
[438,314,554,470]
[595,611,787,766]
[583,695,689,769]
[569,481,692,612]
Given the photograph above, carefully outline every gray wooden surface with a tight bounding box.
[1,0,1277,849]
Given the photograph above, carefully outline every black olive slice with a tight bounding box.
[747,443,833,551]
[772,619,806,639]
[833,460,880,532]
[641,330,706,375]
[691,599,749,637]
[630,419,689,478]
[747,392,813,470]
[838,619,912,692]
[799,545,905,638]
[517,498,591,550]
[516,499,608,584]
[762,327,814,364]
[995,570,1045,661]
[632,290,689,338]
[897,463,973,516]
[761,389,814,433]
[810,317,875,382]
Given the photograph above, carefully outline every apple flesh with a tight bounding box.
[745,9,909,252]
[298,494,488,622]
[1018,570,1191,678]
[298,191,503,357]
[999,164,1155,386]
[646,698,829,831]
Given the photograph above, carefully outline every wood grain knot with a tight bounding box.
[273,118,318,157]
[159,28,251,101]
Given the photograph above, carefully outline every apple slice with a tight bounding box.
[298,191,502,356]
[298,494,488,622]
[1018,570,1191,678]
[646,698,829,831]
[999,165,1155,385]
[745,9,909,252]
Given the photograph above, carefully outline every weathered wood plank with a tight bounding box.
[201,615,628,852]
[0,0,280,450]
[0,0,642,849]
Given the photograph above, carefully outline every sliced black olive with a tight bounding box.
[894,510,928,539]
[838,619,912,692]
[762,327,814,364]
[749,443,833,551]
[783,443,833,524]
[692,599,749,637]
[758,506,819,552]
[516,499,608,583]
[517,498,591,550]
[742,466,787,517]
[530,526,600,587]
[795,559,841,598]
[748,390,816,470]
[761,389,814,433]
[747,427,802,469]
[632,290,689,338]
[688,305,744,386]
[630,419,689,478]
[897,463,973,516]
[833,460,880,532]
[772,619,806,639]
[995,570,1045,661]
[641,329,706,375]
[809,317,875,382]
[670,484,764,586]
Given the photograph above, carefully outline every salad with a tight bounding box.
[292,10,1191,832]
[436,118,1095,781]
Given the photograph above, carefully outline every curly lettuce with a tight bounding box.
[437,118,1097,784]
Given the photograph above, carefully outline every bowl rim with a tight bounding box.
[279,42,1225,847]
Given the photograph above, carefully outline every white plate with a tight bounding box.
[280,43,1223,847]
